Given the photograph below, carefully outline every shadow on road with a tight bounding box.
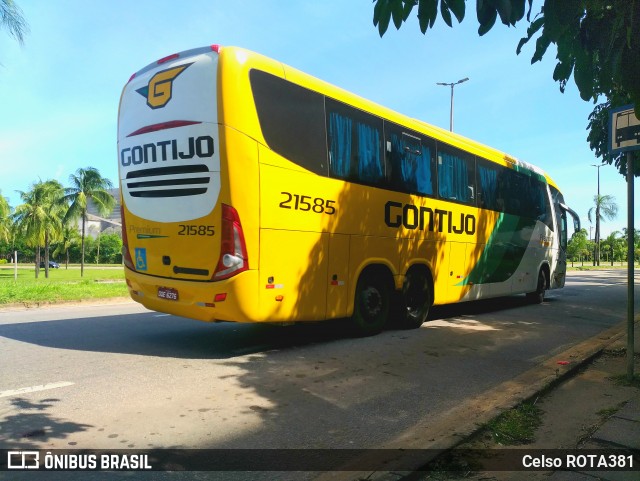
[0,397,93,449]
[0,294,546,360]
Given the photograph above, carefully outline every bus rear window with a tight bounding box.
[250,69,328,175]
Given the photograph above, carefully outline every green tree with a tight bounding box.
[97,233,123,264]
[372,1,640,178]
[0,190,11,243]
[601,231,620,265]
[587,194,618,265]
[1,0,29,46]
[12,180,64,278]
[52,224,80,268]
[622,228,640,264]
[567,228,588,266]
[61,167,115,276]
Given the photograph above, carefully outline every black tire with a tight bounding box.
[350,273,390,336]
[527,269,546,304]
[397,268,432,329]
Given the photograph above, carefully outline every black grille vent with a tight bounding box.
[126,165,210,198]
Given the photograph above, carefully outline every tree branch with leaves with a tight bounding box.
[372,0,640,176]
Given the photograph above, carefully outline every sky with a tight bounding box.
[0,0,637,239]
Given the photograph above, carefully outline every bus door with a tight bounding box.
[553,201,580,288]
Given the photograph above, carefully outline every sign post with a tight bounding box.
[609,104,639,382]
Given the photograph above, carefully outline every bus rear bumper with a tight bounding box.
[124,268,260,323]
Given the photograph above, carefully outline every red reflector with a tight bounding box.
[266,285,275,289]
[214,293,227,302]
[127,120,202,137]
[157,53,179,64]
[211,44,222,53]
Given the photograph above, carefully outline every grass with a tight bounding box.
[0,265,128,305]
[568,263,639,271]
[486,402,543,445]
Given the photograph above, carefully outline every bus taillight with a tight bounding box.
[121,205,135,271]
[213,204,248,280]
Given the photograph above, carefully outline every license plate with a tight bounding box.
[157,287,179,301]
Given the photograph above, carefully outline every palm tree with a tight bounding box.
[587,194,618,266]
[12,180,64,278]
[1,0,29,45]
[52,224,80,269]
[0,190,11,243]
[62,167,115,277]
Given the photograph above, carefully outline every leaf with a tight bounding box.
[553,60,573,86]
[573,50,595,101]
[447,0,466,23]
[510,0,526,24]
[374,0,393,36]
[494,0,513,26]
[476,0,494,25]
[542,0,563,42]
[417,0,438,33]
[516,14,544,53]
[391,0,405,29]
[531,33,551,63]
[525,0,534,21]
[523,16,544,38]
[402,0,415,21]
[478,9,497,36]
[441,0,453,27]
[373,0,386,25]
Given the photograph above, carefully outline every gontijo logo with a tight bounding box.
[136,62,193,109]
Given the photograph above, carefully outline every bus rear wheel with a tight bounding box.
[527,269,547,304]
[350,272,390,336]
[397,267,432,329]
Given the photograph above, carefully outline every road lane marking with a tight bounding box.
[0,382,74,398]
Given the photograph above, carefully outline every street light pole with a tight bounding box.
[591,163,603,266]
[436,77,469,131]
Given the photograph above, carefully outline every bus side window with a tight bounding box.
[328,111,353,178]
[477,160,499,210]
[437,144,475,205]
[327,98,384,186]
[385,125,435,196]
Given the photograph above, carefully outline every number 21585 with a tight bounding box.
[279,192,336,215]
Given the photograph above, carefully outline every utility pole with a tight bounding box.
[592,163,603,266]
[436,78,469,132]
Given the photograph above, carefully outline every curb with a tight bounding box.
[0,297,134,312]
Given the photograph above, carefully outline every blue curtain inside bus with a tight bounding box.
[478,164,498,210]
[438,151,470,202]
[391,134,433,195]
[329,112,352,177]
[357,123,383,183]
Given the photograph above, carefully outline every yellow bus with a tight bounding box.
[117,45,580,336]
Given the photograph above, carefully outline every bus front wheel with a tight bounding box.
[350,272,390,336]
[527,269,547,304]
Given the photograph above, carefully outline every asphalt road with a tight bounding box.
[0,269,638,480]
